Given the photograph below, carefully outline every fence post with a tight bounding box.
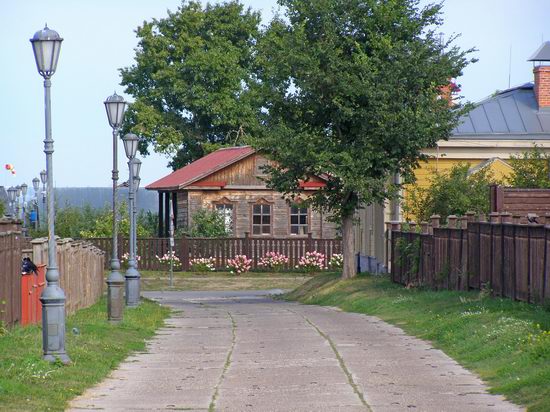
[447,215,458,228]
[307,232,313,252]
[430,215,440,229]
[479,213,487,222]
[513,214,521,225]
[500,212,512,224]
[421,222,429,234]
[181,237,190,271]
[244,232,250,257]
[489,212,500,224]
[466,211,476,223]
[385,221,392,270]
[460,216,469,229]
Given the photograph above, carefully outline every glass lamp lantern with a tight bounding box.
[30,25,63,79]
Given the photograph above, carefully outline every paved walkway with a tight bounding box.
[69,290,522,412]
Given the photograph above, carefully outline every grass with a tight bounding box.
[140,270,325,291]
[286,273,550,412]
[0,297,170,411]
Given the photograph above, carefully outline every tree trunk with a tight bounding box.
[341,214,356,279]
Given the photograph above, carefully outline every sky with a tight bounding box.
[1,0,550,192]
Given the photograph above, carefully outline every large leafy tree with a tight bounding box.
[253,0,474,278]
[120,1,261,169]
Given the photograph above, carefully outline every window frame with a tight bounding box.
[212,198,236,235]
[289,204,310,236]
[250,199,273,236]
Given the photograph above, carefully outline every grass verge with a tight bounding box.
[0,297,170,411]
[286,273,550,412]
[140,270,324,291]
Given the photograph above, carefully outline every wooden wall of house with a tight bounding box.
[176,191,189,229]
[196,153,327,186]
[186,189,337,238]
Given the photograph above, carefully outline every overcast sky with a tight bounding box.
[1,0,549,190]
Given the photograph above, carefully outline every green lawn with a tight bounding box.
[0,297,170,411]
[140,270,325,291]
[286,273,550,412]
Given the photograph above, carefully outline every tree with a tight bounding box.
[120,1,261,169]
[508,144,550,188]
[403,163,499,222]
[253,0,473,278]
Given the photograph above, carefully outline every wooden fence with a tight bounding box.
[490,185,550,218]
[391,213,550,304]
[88,234,342,271]
[31,238,105,315]
[0,231,22,327]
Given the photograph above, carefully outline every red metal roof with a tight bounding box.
[146,146,255,191]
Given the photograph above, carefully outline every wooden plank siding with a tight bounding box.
[491,186,550,218]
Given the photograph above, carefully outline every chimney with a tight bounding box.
[528,41,550,110]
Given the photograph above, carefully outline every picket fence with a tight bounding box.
[88,234,342,271]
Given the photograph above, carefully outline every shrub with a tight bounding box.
[156,252,181,269]
[190,257,216,272]
[329,253,343,269]
[187,208,229,238]
[508,144,550,188]
[296,251,327,272]
[258,252,289,271]
[403,162,499,222]
[227,255,252,275]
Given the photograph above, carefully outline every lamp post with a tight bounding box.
[104,92,127,322]
[40,169,47,230]
[122,133,140,306]
[32,178,40,229]
[30,25,69,364]
[132,160,141,274]
[15,185,21,220]
[7,187,16,217]
[21,183,28,233]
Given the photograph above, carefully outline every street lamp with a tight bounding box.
[7,186,16,217]
[32,178,40,229]
[132,160,141,275]
[15,185,21,220]
[40,169,47,229]
[21,183,28,232]
[122,133,140,306]
[30,25,69,364]
[104,91,127,322]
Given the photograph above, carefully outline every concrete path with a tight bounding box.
[68,290,522,412]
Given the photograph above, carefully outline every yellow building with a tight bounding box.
[357,41,550,272]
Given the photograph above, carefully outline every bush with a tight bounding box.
[156,251,181,269]
[0,200,5,217]
[227,255,252,275]
[187,208,228,238]
[258,252,289,271]
[190,257,216,272]
[296,251,327,272]
[403,163,499,222]
[329,253,343,269]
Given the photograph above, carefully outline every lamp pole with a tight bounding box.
[7,187,16,217]
[30,25,69,364]
[21,183,28,234]
[32,178,40,229]
[104,92,127,322]
[122,133,140,306]
[15,185,21,221]
[40,169,47,230]
[133,165,141,274]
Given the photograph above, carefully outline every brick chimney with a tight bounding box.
[533,66,550,109]
[528,41,550,110]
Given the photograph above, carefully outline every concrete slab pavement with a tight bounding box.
[68,290,523,412]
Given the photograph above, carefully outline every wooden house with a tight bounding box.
[146,146,338,239]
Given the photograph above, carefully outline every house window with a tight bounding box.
[290,206,308,235]
[252,204,271,235]
[215,204,234,234]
